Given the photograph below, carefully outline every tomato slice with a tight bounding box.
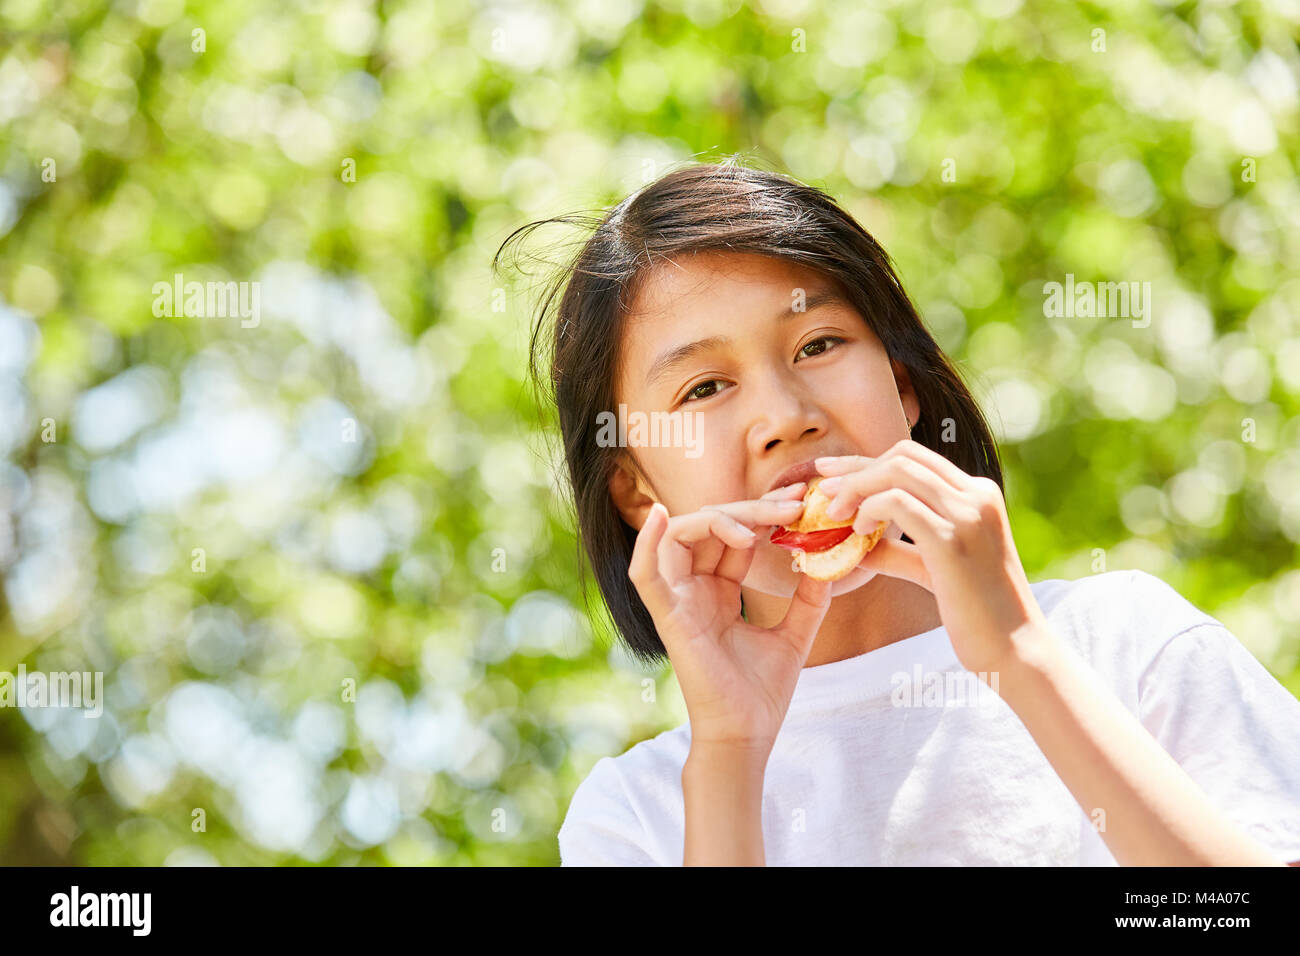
[769,525,853,553]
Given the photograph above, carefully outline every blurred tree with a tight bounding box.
[0,0,1297,865]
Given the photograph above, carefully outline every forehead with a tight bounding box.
[625,250,832,322]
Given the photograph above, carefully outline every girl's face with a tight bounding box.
[608,250,921,598]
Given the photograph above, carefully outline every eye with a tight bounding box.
[798,335,846,360]
[676,336,847,405]
[681,379,730,404]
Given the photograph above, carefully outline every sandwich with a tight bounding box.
[769,476,888,581]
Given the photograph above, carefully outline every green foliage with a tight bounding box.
[0,0,1297,865]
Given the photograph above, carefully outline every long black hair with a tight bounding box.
[494,157,1003,669]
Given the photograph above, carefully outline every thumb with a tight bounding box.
[775,573,833,661]
[855,537,932,592]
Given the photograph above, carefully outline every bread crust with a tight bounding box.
[782,476,889,581]
[791,520,889,581]
[785,476,850,532]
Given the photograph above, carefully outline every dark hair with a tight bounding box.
[493,157,1003,669]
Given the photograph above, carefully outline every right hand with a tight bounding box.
[627,482,835,754]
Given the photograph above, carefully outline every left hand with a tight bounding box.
[814,439,1051,678]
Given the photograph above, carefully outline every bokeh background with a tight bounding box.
[1,0,1298,865]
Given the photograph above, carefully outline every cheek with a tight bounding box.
[637,443,735,512]
[818,361,895,413]
[639,403,742,505]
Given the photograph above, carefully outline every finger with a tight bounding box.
[695,494,804,574]
[773,572,833,661]
[691,531,728,577]
[713,532,760,585]
[662,488,813,581]
[762,480,807,499]
[628,503,674,620]
[853,536,933,592]
[659,509,757,583]
[817,442,971,493]
[668,495,806,581]
[813,454,873,476]
[845,486,953,550]
[888,438,973,491]
[688,484,806,545]
[694,494,789,579]
[703,497,807,530]
[822,456,969,524]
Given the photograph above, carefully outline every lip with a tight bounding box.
[766,458,827,495]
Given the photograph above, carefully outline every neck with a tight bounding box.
[742,574,942,667]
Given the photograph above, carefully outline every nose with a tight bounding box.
[747,375,828,455]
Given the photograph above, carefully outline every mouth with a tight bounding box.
[767,457,834,495]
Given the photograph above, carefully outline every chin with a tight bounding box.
[828,565,882,596]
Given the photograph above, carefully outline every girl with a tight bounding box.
[496,159,1300,866]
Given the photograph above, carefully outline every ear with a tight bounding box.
[607,454,660,532]
[891,358,921,431]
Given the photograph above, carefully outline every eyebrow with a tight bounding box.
[643,289,850,388]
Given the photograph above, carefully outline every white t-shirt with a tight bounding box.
[558,569,1300,866]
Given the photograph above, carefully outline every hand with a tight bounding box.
[813,439,1051,678]
[628,483,835,752]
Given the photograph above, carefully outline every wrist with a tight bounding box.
[685,738,772,777]
[991,621,1070,701]
[682,738,769,866]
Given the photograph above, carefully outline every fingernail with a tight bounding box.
[819,476,842,493]
[777,500,804,509]
[814,456,835,465]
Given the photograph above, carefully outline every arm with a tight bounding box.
[995,626,1288,866]
[682,740,770,866]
